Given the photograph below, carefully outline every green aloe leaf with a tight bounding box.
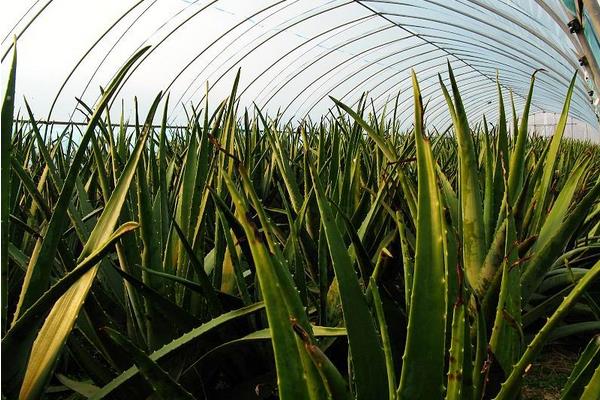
[1,38,16,330]
[438,62,486,298]
[397,71,447,400]
[222,168,325,400]
[18,87,159,400]
[308,138,388,400]
[530,72,578,233]
[104,327,196,400]
[90,302,265,399]
[12,47,150,325]
[496,259,600,400]
[561,335,600,400]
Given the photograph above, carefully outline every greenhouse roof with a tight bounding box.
[2,0,599,130]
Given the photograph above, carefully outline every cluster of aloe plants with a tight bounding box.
[2,42,600,400]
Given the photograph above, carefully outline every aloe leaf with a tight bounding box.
[488,215,521,381]
[493,76,509,216]
[370,278,396,400]
[137,153,164,348]
[506,70,540,203]
[482,117,495,248]
[530,72,578,233]
[521,180,600,301]
[1,37,16,330]
[157,95,170,257]
[104,327,196,399]
[533,155,589,253]
[397,71,447,400]
[561,335,600,400]
[292,322,353,400]
[496,259,600,400]
[235,326,347,342]
[108,264,200,329]
[309,140,388,399]
[446,299,466,400]
[56,374,99,398]
[1,222,138,397]
[90,302,264,399]
[171,218,222,317]
[257,108,303,213]
[439,62,486,298]
[331,97,417,220]
[185,325,347,376]
[18,86,158,400]
[222,170,323,400]
[579,366,600,400]
[12,46,150,324]
[395,211,413,310]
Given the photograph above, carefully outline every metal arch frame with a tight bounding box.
[317,61,496,130]
[431,86,545,130]
[340,62,519,125]
[213,15,394,108]
[46,0,149,120]
[535,0,600,92]
[427,46,593,122]
[380,73,502,129]
[231,0,434,106]
[251,14,382,105]
[235,14,377,100]
[380,70,589,130]
[432,51,594,122]
[350,64,536,130]
[269,36,433,117]
[427,87,522,130]
[46,0,222,122]
[296,44,446,118]
[68,0,159,121]
[176,0,587,123]
[351,0,543,110]
[369,0,580,72]
[356,1,596,123]
[257,26,409,114]
[413,46,591,119]
[104,0,222,111]
[297,51,468,119]
[403,78,523,129]
[4,0,597,129]
[297,43,544,124]
[1,0,43,45]
[408,26,577,92]
[165,0,312,119]
[53,0,227,122]
[176,0,357,111]
[1,0,54,61]
[464,0,582,56]
[268,12,592,123]
[292,26,561,119]
[244,3,443,107]
[379,13,589,104]
[398,21,590,108]
[331,28,593,125]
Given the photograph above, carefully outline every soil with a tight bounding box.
[521,346,579,400]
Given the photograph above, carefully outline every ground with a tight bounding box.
[521,346,578,400]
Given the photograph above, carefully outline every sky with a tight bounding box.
[1,0,599,139]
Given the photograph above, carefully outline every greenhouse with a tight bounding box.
[1,1,600,399]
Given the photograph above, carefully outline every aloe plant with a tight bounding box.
[2,42,599,400]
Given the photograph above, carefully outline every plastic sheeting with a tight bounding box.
[1,0,598,130]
